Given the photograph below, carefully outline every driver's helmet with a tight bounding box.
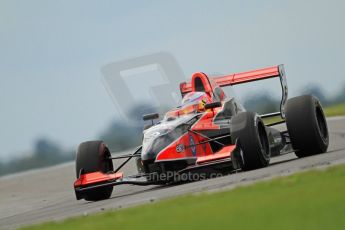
[181,92,211,112]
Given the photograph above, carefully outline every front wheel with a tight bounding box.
[75,141,114,201]
[231,112,270,170]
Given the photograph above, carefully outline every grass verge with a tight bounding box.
[22,164,345,230]
[324,103,345,117]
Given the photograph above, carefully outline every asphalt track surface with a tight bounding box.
[1,117,345,229]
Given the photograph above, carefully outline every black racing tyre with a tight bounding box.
[231,112,270,170]
[76,141,114,201]
[285,95,329,158]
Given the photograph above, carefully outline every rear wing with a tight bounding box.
[180,65,288,118]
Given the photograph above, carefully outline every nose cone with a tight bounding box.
[141,130,175,161]
[141,113,196,161]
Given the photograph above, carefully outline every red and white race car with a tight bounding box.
[74,65,329,201]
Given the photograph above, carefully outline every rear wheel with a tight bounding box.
[231,112,270,170]
[76,141,114,201]
[285,95,329,157]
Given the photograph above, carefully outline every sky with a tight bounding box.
[1,0,345,160]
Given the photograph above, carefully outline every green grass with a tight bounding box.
[22,164,345,230]
[324,103,345,117]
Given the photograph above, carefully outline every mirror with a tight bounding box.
[204,101,222,110]
[143,113,159,121]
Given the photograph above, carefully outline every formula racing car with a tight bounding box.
[74,65,329,201]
